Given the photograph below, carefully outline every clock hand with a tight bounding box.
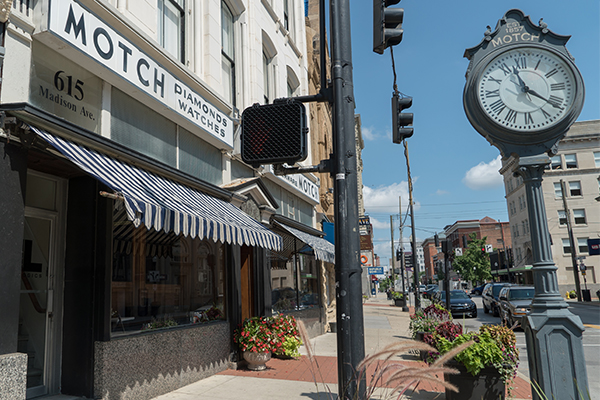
[527,88,563,109]
[512,67,526,91]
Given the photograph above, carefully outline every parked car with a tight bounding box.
[433,290,477,318]
[498,286,535,327]
[470,284,486,296]
[423,284,439,299]
[482,282,512,317]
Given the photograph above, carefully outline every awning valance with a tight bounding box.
[32,127,281,251]
[272,220,335,263]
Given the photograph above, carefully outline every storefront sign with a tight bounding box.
[47,0,233,147]
[30,42,102,133]
[360,250,373,267]
[268,166,320,204]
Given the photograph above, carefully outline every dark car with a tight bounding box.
[498,286,535,327]
[482,283,512,317]
[423,284,439,299]
[434,290,477,318]
[470,284,486,296]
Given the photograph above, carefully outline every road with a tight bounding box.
[438,294,600,398]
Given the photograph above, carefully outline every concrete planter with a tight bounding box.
[444,360,505,400]
[393,298,406,307]
[243,351,271,371]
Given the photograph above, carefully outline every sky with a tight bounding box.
[346,1,600,265]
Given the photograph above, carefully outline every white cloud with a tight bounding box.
[363,182,411,214]
[463,156,504,190]
[369,216,389,230]
[436,189,449,196]
[361,126,378,141]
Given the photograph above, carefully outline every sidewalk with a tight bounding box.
[152,293,532,400]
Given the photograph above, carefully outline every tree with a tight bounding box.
[452,233,492,285]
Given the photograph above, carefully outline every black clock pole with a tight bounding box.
[463,10,589,400]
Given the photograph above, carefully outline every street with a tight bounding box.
[418,294,600,398]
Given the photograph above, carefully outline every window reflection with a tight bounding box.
[111,203,225,336]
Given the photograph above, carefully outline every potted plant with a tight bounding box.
[233,316,275,370]
[391,291,406,307]
[425,324,519,400]
[409,304,452,340]
[270,315,302,359]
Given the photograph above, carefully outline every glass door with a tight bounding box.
[20,171,66,398]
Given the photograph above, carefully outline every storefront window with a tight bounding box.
[271,254,319,313]
[111,203,225,336]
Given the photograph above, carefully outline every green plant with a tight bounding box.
[234,316,274,353]
[142,317,178,330]
[270,315,302,357]
[391,291,404,300]
[280,336,302,358]
[426,324,519,398]
[408,304,452,338]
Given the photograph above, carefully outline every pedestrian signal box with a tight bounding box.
[241,101,308,167]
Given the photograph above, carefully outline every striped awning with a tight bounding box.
[32,127,281,251]
[272,221,335,263]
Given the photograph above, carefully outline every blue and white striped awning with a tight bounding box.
[32,127,281,251]
[273,221,335,263]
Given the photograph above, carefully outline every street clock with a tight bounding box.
[463,9,584,157]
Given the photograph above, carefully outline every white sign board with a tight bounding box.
[485,244,493,253]
[267,166,320,204]
[454,248,463,256]
[47,0,233,147]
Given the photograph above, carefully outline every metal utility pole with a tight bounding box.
[403,140,419,309]
[560,179,582,301]
[390,215,396,289]
[330,0,366,398]
[499,219,510,283]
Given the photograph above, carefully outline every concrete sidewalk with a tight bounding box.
[152,293,532,400]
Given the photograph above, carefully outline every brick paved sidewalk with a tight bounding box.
[219,354,532,399]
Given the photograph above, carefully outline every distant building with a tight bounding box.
[500,120,600,294]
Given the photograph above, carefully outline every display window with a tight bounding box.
[110,202,226,336]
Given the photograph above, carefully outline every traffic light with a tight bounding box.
[396,248,402,261]
[481,246,486,254]
[373,0,405,54]
[241,100,308,167]
[392,93,413,143]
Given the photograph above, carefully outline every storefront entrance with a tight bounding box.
[19,171,66,398]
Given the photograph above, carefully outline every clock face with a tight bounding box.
[477,47,576,132]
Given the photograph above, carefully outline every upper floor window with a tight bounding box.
[564,154,577,169]
[284,0,295,41]
[550,155,562,170]
[577,238,589,253]
[554,182,562,198]
[573,209,586,225]
[569,181,582,197]
[158,0,185,62]
[263,51,271,104]
[562,238,571,254]
[287,67,300,98]
[222,2,235,106]
[594,152,600,168]
[558,210,567,226]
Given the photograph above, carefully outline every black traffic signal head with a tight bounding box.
[392,93,413,143]
[396,249,402,261]
[373,0,404,54]
[241,101,308,167]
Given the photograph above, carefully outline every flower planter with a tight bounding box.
[243,351,271,371]
[413,331,429,361]
[393,298,406,307]
[444,360,505,400]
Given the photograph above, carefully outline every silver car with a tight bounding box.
[498,286,535,327]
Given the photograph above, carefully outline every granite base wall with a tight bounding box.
[94,321,230,400]
[0,353,27,400]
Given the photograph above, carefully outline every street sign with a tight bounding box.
[485,244,493,253]
[368,267,384,274]
[454,248,463,256]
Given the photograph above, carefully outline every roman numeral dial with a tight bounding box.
[477,47,575,133]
